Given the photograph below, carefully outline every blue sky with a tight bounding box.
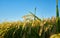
[0,0,60,22]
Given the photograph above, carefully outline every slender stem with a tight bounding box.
[34,7,36,20]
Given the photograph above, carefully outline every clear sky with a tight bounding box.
[0,0,60,22]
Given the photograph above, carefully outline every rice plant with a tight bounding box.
[0,0,60,38]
